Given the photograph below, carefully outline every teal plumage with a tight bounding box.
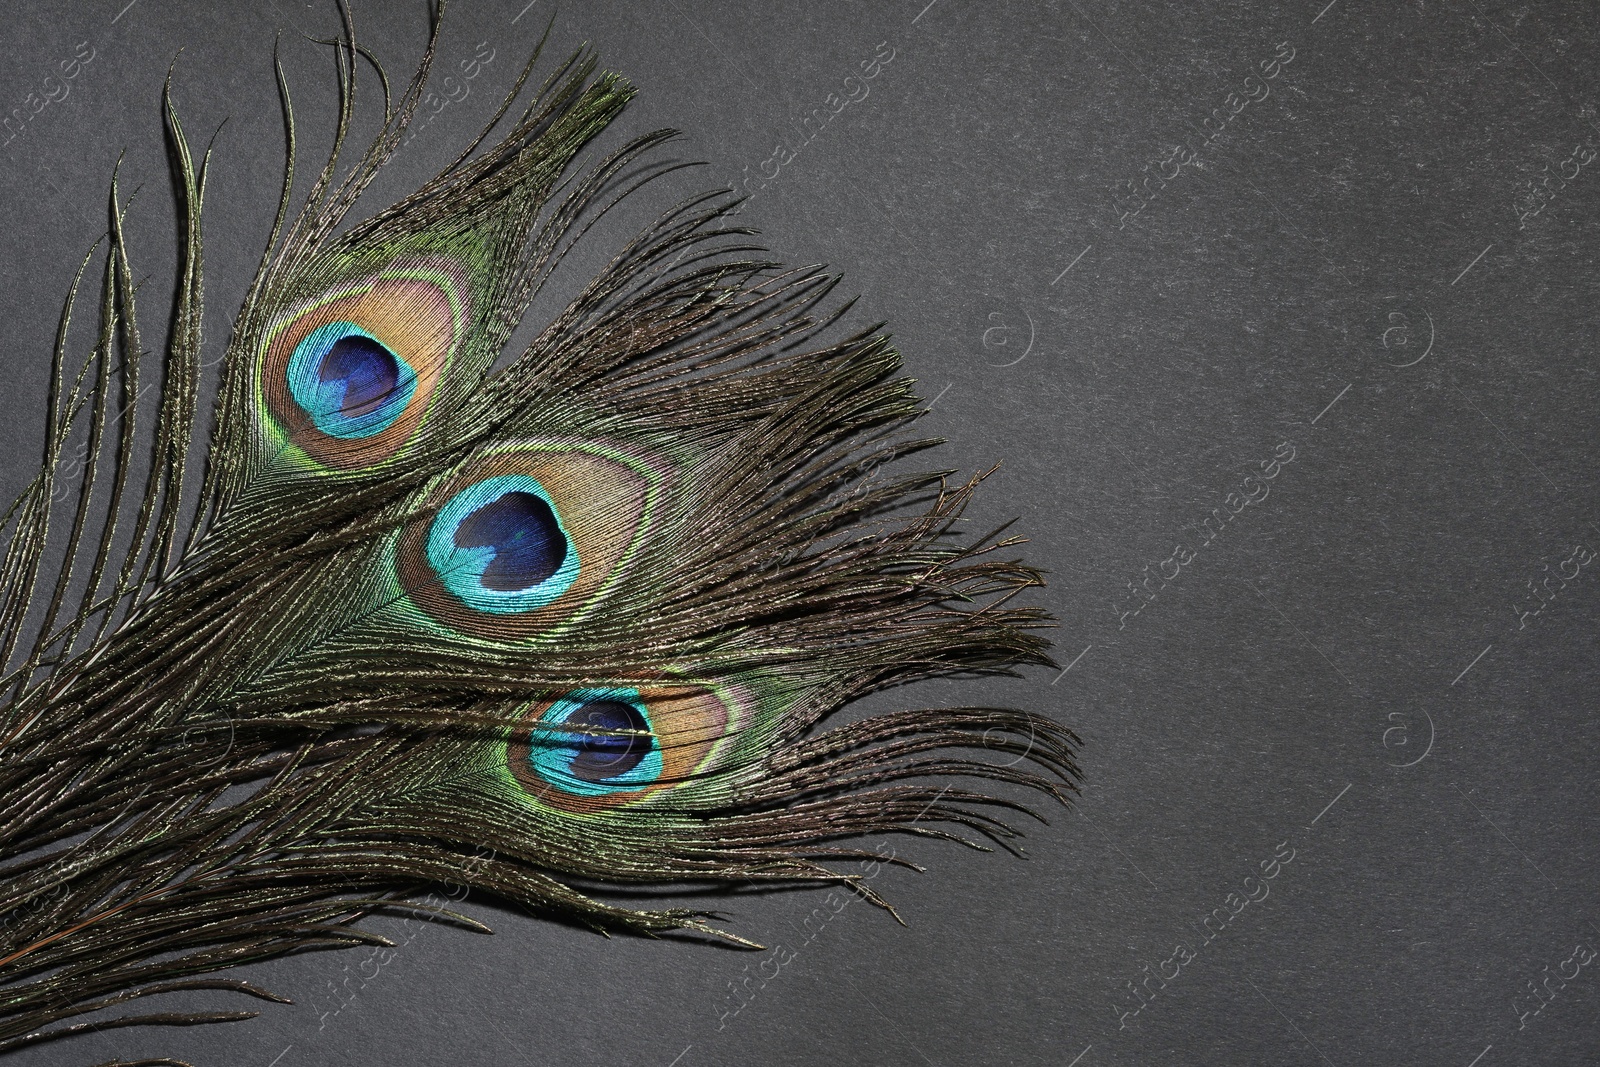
[0,6,1078,1058]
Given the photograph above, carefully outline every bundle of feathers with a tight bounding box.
[0,6,1077,1062]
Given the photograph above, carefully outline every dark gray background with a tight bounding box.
[3,1,1599,1064]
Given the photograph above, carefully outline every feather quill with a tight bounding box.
[0,5,1078,1057]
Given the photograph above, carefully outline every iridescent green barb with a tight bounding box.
[0,3,1078,1058]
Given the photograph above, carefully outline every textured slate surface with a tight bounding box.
[2,1,1598,1065]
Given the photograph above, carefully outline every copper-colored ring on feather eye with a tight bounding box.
[396,441,662,639]
[259,270,463,469]
[505,685,734,813]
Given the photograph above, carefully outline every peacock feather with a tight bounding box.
[0,5,1079,1061]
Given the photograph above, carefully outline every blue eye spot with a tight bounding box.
[559,700,652,781]
[286,321,416,438]
[426,475,579,613]
[454,491,566,591]
[527,689,661,795]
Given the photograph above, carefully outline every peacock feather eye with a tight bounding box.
[257,260,472,470]
[286,322,417,438]
[397,440,672,640]
[424,475,580,613]
[504,683,750,813]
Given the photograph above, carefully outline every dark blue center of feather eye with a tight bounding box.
[318,334,402,417]
[523,688,660,795]
[453,492,567,592]
[286,321,416,439]
[562,700,651,782]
